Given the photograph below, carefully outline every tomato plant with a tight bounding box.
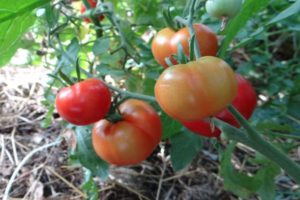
[55,78,111,126]
[205,0,243,19]
[170,24,218,58]
[151,24,217,68]
[182,74,257,137]
[80,0,105,23]
[155,56,237,121]
[92,99,162,166]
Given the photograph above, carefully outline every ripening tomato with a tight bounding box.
[205,0,243,19]
[216,74,257,127]
[55,78,111,126]
[170,24,218,58]
[155,56,237,121]
[92,99,162,166]
[80,0,105,23]
[182,74,257,137]
[151,24,217,68]
[151,28,177,68]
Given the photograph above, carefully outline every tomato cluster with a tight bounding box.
[151,24,218,68]
[152,22,257,138]
[55,79,162,166]
[80,0,105,23]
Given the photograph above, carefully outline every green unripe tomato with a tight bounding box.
[205,0,242,19]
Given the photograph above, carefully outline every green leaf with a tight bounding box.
[0,0,51,67]
[218,0,271,58]
[92,38,110,56]
[0,0,50,22]
[74,126,109,179]
[161,112,182,139]
[170,129,203,171]
[255,153,280,200]
[267,0,300,25]
[220,143,262,198]
[58,38,80,75]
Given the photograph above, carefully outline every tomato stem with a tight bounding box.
[227,105,300,184]
[186,0,201,59]
[106,83,157,103]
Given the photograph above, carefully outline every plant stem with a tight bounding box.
[227,105,300,184]
[187,0,201,59]
[82,0,103,38]
[106,84,157,102]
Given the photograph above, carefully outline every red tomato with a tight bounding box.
[92,99,162,166]
[80,0,105,23]
[183,119,221,138]
[170,24,218,58]
[216,74,257,127]
[155,56,237,121]
[151,28,177,68]
[55,78,111,126]
[182,74,257,137]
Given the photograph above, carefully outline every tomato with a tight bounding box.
[170,24,218,58]
[92,99,162,166]
[80,0,105,23]
[151,28,177,68]
[183,119,221,138]
[155,56,237,121]
[151,24,217,68]
[216,74,257,127]
[205,0,242,19]
[182,74,257,137]
[55,78,111,126]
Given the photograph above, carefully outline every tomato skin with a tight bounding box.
[183,119,221,138]
[55,78,111,126]
[205,0,242,19]
[92,99,162,166]
[170,24,218,58]
[182,74,257,137]
[216,74,257,127]
[80,0,105,23]
[155,56,237,121]
[151,28,177,68]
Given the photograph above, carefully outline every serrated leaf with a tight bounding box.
[74,126,109,179]
[218,0,271,58]
[220,143,262,198]
[58,38,80,75]
[256,162,280,200]
[170,129,203,171]
[92,38,110,56]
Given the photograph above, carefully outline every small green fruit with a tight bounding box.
[205,0,242,19]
